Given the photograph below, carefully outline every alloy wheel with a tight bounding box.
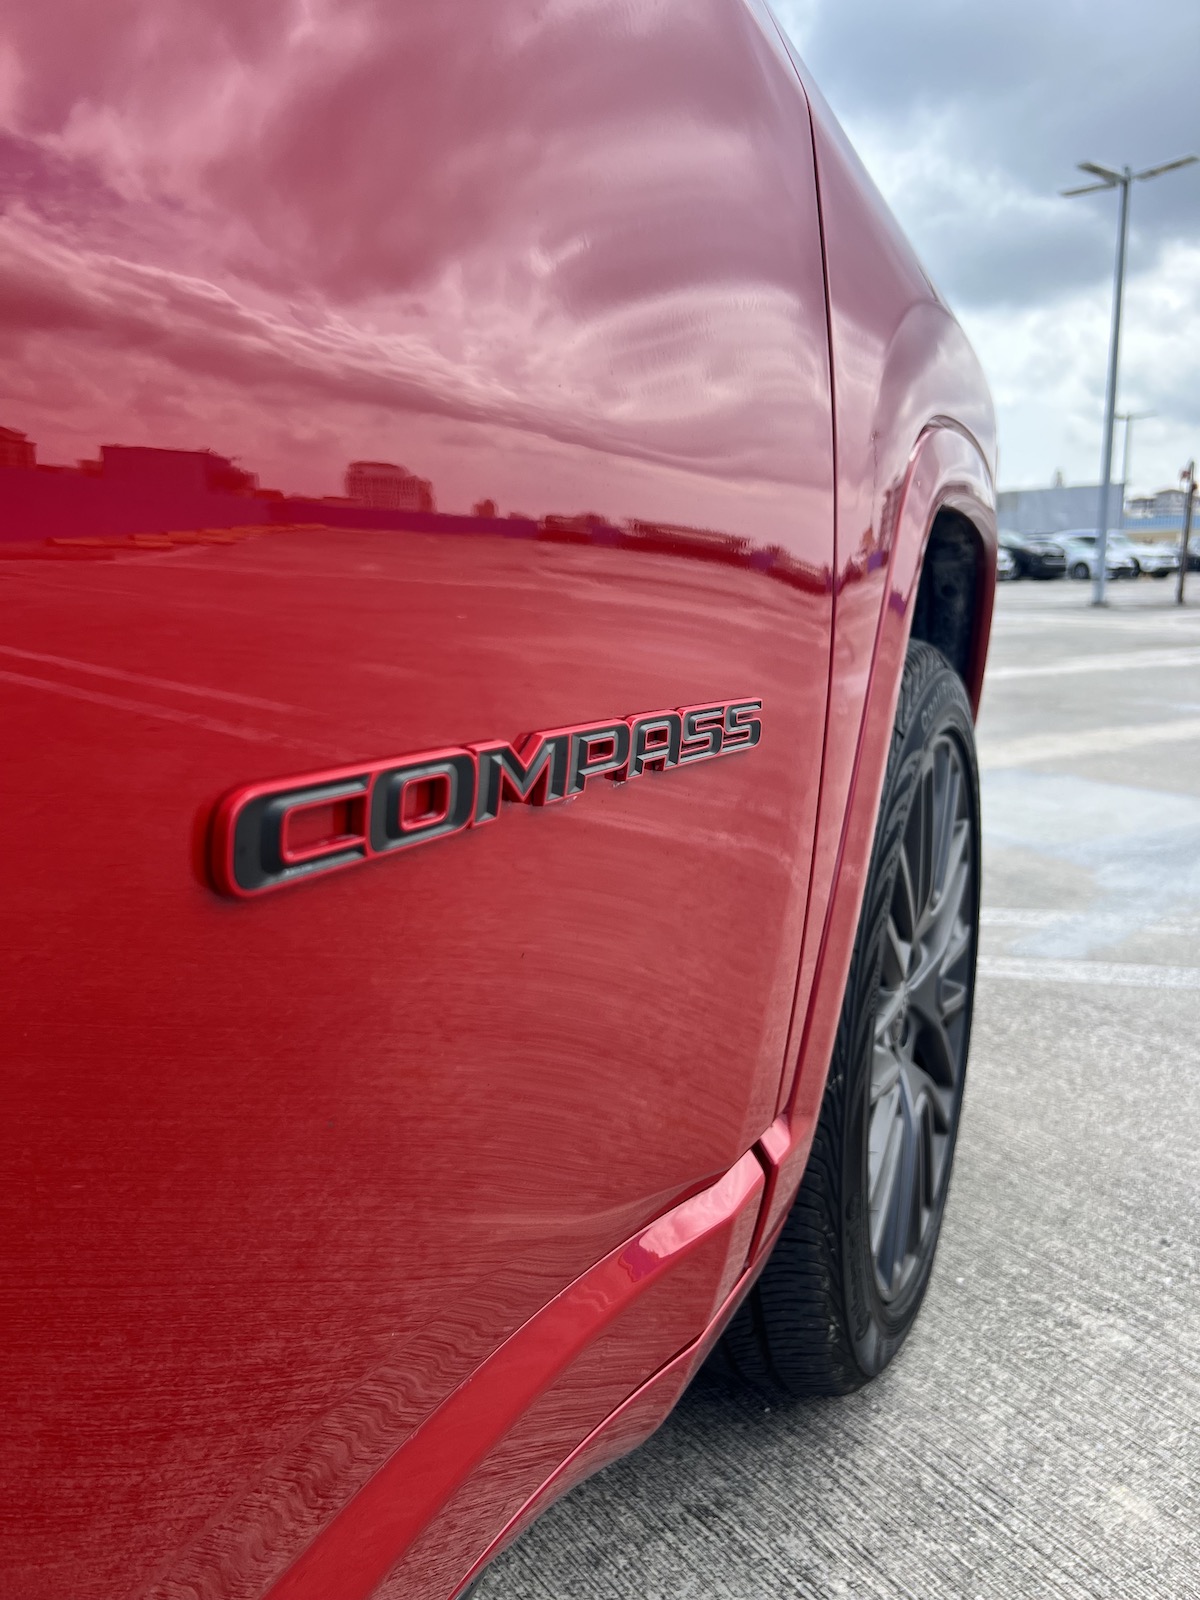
[868,732,975,1302]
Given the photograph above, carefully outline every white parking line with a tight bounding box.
[988,647,1200,682]
[978,957,1200,990]
[979,715,1200,768]
[981,908,1200,936]
[998,610,1200,633]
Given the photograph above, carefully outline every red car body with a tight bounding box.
[0,3,996,1596]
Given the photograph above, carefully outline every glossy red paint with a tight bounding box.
[265,1153,763,1600]
[0,2,994,1596]
[450,1208,788,1600]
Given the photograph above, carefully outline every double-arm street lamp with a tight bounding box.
[1062,155,1198,604]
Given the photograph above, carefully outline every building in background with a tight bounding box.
[0,442,269,545]
[94,446,258,495]
[1127,487,1188,519]
[345,461,435,513]
[997,481,1186,539]
[996,482,1125,534]
[0,426,36,469]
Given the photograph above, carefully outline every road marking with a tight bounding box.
[979,715,1200,768]
[997,610,1200,631]
[988,647,1200,682]
[982,908,1080,928]
[982,907,1200,937]
[978,956,1200,990]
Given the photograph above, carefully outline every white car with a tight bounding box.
[1107,531,1179,578]
[1060,532,1139,581]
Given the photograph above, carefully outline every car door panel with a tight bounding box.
[0,1,834,1592]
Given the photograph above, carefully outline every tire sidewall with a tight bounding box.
[839,656,980,1380]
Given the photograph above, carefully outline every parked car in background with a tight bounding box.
[1060,532,1139,581]
[998,529,1067,579]
[997,544,1018,581]
[1172,539,1200,573]
[1,3,998,1597]
[1106,531,1178,579]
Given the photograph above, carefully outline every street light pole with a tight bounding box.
[1092,170,1130,605]
[1178,461,1196,607]
[1116,410,1155,528]
[1061,154,1199,606]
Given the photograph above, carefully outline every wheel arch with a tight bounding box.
[910,498,995,718]
[899,425,998,719]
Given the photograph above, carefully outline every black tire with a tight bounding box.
[1070,561,1090,581]
[713,642,979,1396]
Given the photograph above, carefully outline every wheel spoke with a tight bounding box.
[917,1095,937,1210]
[869,1091,904,1246]
[933,758,962,896]
[925,823,970,965]
[904,1058,952,1134]
[869,1100,907,1284]
[916,999,958,1088]
[941,820,971,912]
[915,769,935,927]
[880,1096,920,1291]
[940,976,967,1020]
[874,984,906,1044]
[871,1042,902,1103]
[937,913,972,980]
[894,847,919,944]
[882,915,910,986]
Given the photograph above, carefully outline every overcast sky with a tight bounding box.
[774,0,1200,494]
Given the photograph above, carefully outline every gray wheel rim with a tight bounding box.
[868,731,975,1302]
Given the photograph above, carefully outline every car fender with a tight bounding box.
[751,420,996,1249]
[763,34,998,1139]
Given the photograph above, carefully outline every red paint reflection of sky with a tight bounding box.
[0,0,832,539]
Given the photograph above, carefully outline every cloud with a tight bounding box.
[775,0,1200,491]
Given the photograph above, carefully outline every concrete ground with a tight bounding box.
[478,576,1200,1600]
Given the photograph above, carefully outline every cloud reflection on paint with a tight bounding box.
[0,0,833,530]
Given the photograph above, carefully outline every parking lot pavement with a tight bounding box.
[478,579,1200,1600]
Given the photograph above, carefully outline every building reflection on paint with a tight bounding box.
[0,426,831,593]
